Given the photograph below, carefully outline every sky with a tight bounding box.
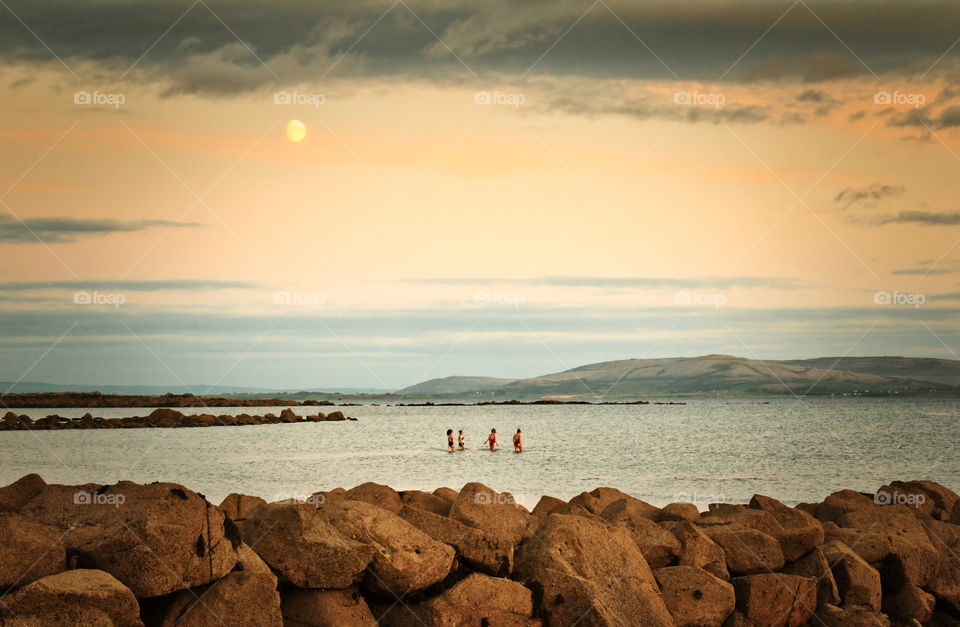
[1,0,960,390]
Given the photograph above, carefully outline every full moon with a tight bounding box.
[286,120,306,143]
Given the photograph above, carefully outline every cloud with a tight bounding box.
[833,184,906,211]
[2,0,960,95]
[0,216,204,243]
[873,211,960,226]
[409,276,801,290]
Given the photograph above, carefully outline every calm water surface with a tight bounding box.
[1,398,957,508]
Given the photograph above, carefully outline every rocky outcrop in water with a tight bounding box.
[0,408,354,431]
[0,475,957,625]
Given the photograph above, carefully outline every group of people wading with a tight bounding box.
[446,428,522,453]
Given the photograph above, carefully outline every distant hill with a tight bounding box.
[403,355,960,399]
[399,376,518,395]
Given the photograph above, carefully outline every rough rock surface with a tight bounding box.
[654,565,735,626]
[0,569,143,626]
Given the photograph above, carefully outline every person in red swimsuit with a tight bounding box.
[513,428,522,453]
[484,428,498,451]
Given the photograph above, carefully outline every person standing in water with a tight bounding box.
[513,428,523,453]
[484,428,498,451]
[446,429,455,453]
[457,429,466,450]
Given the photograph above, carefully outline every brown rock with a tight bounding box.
[515,513,673,626]
[0,473,46,512]
[601,499,682,568]
[20,481,239,598]
[147,407,185,427]
[318,499,455,595]
[399,490,451,516]
[748,494,824,561]
[815,604,891,626]
[0,512,66,590]
[398,505,513,576]
[819,540,882,611]
[924,518,960,611]
[345,482,403,513]
[385,573,535,626]
[449,482,535,546]
[952,500,960,525]
[654,565,735,627]
[281,587,377,627]
[233,542,277,588]
[816,490,875,524]
[239,503,374,589]
[531,495,567,521]
[878,480,958,521]
[781,547,840,608]
[0,569,142,626]
[667,520,729,580]
[433,487,459,503]
[835,505,940,587]
[881,583,934,622]
[570,487,660,520]
[279,407,300,423]
[219,493,268,521]
[730,573,816,627]
[156,571,282,626]
[702,524,784,575]
[661,502,701,522]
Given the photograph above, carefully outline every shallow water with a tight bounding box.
[1,398,957,508]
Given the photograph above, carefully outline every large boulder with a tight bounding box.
[881,583,935,622]
[600,499,682,568]
[877,480,958,521]
[345,482,403,514]
[318,499,455,595]
[570,487,660,520]
[281,587,377,626]
[666,521,729,580]
[19,481,239,597]
[660,502,700,522]
[383,573,535,626]
[781,547,840,608]
[399,490,451,516]
[815,604,891,627]
[748,494,824,561]
[0,473,46,512]
[219,493,267,521]
[515,513,673,626]
[233,542,277,588]
[924,518,960,611]
[531,495,567,522]
[701,524,784,575]
[815,490,875,524]
[654,565,735,626]
[0,569,142,626]
[432,487,458,503]
[398,505,513,575]
[239,503,374,589]
[155,571,282,626]
[819,540,882,611]
[0,513,66,590]
[730,573,816,627]
[449,483,535,546]
[834,504,940,587]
